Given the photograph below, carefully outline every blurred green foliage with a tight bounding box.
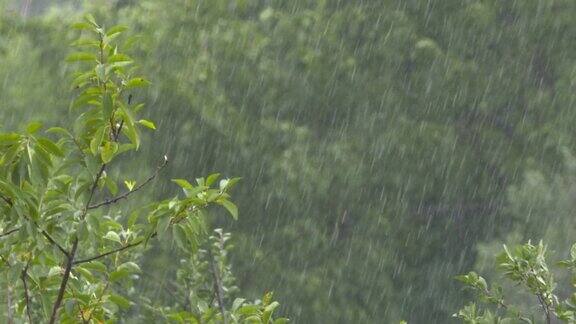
[2,0,576,322]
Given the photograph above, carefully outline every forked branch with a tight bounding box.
[88,156,168,210]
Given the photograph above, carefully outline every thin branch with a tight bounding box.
[1,194,12,207]
[481,294,531,323]
[113,119,124,142]
[88,156,168,210]
[209,249,228,324]
[0,227,20,238]
[49,237,78,324]
[73,239,144,265]
[1,193,68,256]
[21,261,32,324]
[536,293,552,324]
[40,229,69,257]
[49,162,106,324]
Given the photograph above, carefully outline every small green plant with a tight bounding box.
[455,240,576,323]
[0,15,286,323]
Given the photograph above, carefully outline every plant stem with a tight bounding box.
[209,249,228,324]
[536,293,552,324]
[21,261,32,323]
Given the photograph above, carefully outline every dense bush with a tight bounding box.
[0,16,286,323]
[456,241,576,323]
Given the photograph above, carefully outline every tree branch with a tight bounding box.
[88,156,168,210]
[0,194,12,207]
[21,261,32,324]
[49,163,106,324]
[40,229,69,257]
[0,193,68,256]
[73,239,144,265]
[536,293,552,324]
[0,227,19,238]
[209,249,228,324]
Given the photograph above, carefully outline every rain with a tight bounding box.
[0,0,575,323]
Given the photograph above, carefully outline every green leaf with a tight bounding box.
[109,294,131,309]
[105,176,119,196]
[71,39,100,48]
[127,211,140,227]
[108,54,133,63]
[101,141,118,163]
[125,77,150,89]
[238,305,259,316]
[95,64,106,81]
[46,127,72,137]
[110,269,130,282]
[104,231,121,244]
[84,14,98,27]
[225,177,241,190]
[219,200,238,220]
[26,122,43,134]
[66,52,97,62]
[87,213,100,232]
[48,266,63,277]
[72,22,92,30]
[206,173,220,186]
[138,119,156,130]
[124,180,136,191]
[232,298,246,311]
[172,179,194,190]
[117,261,141,273]
[156,216,171,239]
[36,137,64,157]
[119,105,140,149]
[274,319,289,324]
[173,224,187,251]
[0,133,22,146]
[90,126,106,155]
[106,25,128,37]
[102,93,114,121]
[75,266,95,282]
[263,301,280,323]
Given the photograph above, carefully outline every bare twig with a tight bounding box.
[88,156,168,210]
